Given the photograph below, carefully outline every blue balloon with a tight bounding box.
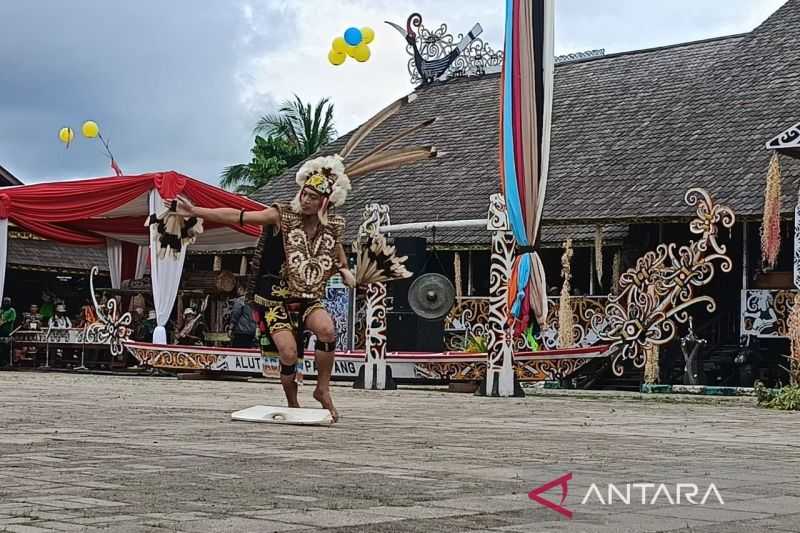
[344,27,362,46]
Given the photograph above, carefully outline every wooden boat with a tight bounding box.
[123,340,610,382]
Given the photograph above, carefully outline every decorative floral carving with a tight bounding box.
[86,266,132,357]
[586,188,735,376]
[128,346,217,369]
[365,283,387,363]
[445,298,491,350]
[357,203,392,387]
[322,285,351,351]
[766,122,800,150]
[486,200,515,369]
[413,354,602,382]
[741,289,796,338]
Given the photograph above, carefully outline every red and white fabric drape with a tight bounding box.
[106,238,123,289]
[135,245,150,279]
[0,171,264,341]
[148,189,187,344]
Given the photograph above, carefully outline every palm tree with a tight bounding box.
[220,135,302,195]
[220,95,336,193]
[255,95,336,157]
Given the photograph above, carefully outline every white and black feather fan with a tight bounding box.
[146,198,205,259]
[355,233,413,286]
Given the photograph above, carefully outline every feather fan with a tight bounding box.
[355,233,413,286]
[145,199,204,259]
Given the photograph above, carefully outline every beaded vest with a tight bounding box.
[246,203,343,303]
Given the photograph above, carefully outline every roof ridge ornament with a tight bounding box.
[386,13,503,85]
[555,49,605,64]
[766,122,800,156]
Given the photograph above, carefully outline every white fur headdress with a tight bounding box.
[293,154,351,207]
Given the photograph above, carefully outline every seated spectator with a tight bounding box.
[175,308,206,346]
[40,291,55,322]
[228,286,256,348]
[139,310,157,342]
[48,304,72,329]
[0,297,16,335]
[75,298,98,328]
[25,304,43,330]
[0,297,16,366]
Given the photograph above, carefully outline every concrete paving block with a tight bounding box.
[363,504,480,520]
[2,524,61,533]
[176,517,310,532]
[32,521,98,532]
[1,371,799,533]
[267,509,407,528]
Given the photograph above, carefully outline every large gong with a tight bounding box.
[408,273,455,320]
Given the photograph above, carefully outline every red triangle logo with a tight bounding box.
[528,472,573,519]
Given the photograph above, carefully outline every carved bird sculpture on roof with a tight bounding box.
[386,13,482,84]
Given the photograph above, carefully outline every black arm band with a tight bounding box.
[239,209,245,227]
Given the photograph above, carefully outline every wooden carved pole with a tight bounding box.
[644,286,660,384]
[482,193,520,397]
[355,203,393,390]
[788,193,800,386]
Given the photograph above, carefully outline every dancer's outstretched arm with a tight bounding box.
[167,197,279,226]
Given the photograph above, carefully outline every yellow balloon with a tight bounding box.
[352,44,371,62]
[361,27,375,44]
[332,37,347,54]
[346,44,359,58]
[58,127,74,145]
[328,49,346,66]
[81,120,99,138]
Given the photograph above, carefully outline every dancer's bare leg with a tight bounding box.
[271,330,300,408]
[305,309,338,422]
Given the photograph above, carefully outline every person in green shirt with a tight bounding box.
[0,298,16,336]
[139,310,157,342]
[40,292,54,322]
[0,297,16,366]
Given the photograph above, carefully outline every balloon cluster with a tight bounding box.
[58,120,99,148]
[328,26,374,65]
[57,120,123,175]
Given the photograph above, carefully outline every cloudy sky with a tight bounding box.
[0,0,787,185]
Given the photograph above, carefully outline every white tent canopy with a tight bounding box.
[0,171,264,341]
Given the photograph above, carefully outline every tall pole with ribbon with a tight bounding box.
[490,0,554,396]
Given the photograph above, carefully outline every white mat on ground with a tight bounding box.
[231,405,333,426]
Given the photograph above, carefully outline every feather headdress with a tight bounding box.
[292,93,439,225]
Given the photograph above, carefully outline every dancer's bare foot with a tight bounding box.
[281,375,300,408]
[313,387,339,422]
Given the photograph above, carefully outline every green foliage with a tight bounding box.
[255,95,336,158]
[465,334,488,354]
[524,326,540,351]
[755,381,800,411]
[220,135,303,195]
[221,95,336,194]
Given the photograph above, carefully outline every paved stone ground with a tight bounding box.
[0,371,799,533]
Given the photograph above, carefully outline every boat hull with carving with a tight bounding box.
[123,340,610,382]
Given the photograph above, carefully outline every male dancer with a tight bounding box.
[169,95,440,421]
[171,155,354,421]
